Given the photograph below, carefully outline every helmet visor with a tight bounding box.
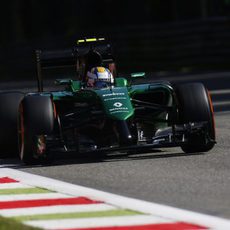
[94,81,111,88]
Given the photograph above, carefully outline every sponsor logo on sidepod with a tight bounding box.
[113,102,123,108]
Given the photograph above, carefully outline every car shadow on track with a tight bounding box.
[0,149,209,169]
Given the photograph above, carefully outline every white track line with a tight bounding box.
[0,193,71,202]
[0,204,116,217]
[25,215,173,229]
[1,168,230,229]
[210,89,230,95]
[213,101,230,106]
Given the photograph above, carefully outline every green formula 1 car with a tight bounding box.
[0,38,216,164]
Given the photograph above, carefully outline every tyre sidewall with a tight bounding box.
[19,95,54,164]
[176,83,215,152]
[0,92,24,156]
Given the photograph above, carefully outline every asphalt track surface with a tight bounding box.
[0,72,230,219]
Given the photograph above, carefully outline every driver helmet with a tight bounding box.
[86,67,114,88]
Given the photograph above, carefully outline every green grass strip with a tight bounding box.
[0,187,52,195]
[0,216,41,230]
[14,209,142,222]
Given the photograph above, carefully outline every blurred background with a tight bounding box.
[0,0,230,80]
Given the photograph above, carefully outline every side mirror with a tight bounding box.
[55,79,82,92]
[131,72,146,78]
[55,79,72,85]
[70,80,82,92]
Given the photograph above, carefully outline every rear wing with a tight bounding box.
[36,38,115,92]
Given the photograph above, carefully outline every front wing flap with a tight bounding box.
[77,121,216,154]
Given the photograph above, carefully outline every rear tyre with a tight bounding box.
[0,92,24,157]
[176,83,215,153]
[18,95,55,164]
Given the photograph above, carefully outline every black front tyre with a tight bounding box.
[176,83,215,153]
[18,95,55,164]
[0,92,24,157]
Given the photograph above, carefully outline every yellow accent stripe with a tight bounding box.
[77,38,105,44]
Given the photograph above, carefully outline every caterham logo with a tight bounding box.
[113,102,123,107]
